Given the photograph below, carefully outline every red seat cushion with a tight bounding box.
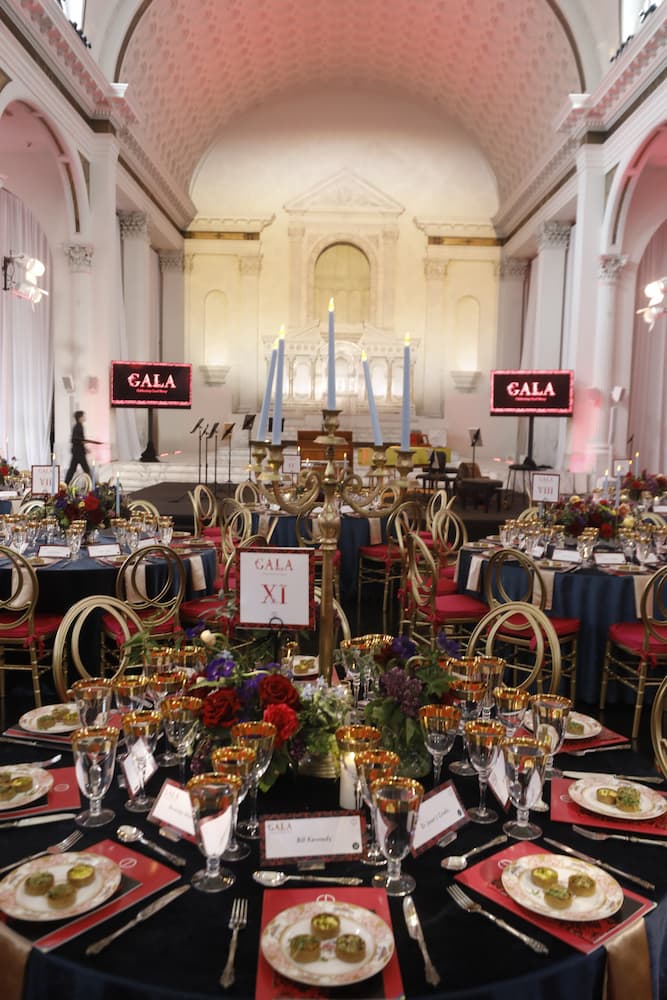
[102,612,181,644]
[180,598,235,635]
[498,613,580,640]
[609,621,667,655]
[440,565,456,580]
[202,527,221,539]
[0,613,62,640]
[433,594,487,621]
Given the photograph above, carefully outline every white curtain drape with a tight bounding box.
[113,218,142,461]
[628,221,667,473]
[0,190,52,467]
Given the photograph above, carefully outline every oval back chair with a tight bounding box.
[189,483,219,536]
[650,673,667,779]
[112,544,186,642]
[127,498,161,518]
[465,601,562,694]
[69,471,92,494]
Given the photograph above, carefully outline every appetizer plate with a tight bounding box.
[568,776,667,821]
[524,711,602,742]
[0,852,121,921]
[0,765,54,810]
[502,852,623,922]
[173,531,191,539]
[261,899,394,987]
[613,563,648,574]
[291,655,319,680]
[464,541,488,550]
[19,705,79,735]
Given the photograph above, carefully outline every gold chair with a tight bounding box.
[430,507,468,579]
[465,601,563,694]
[219,499,253,563]
[180,535,268,636]
[127,498,161,518]
[189,483,219,537]
[18,498,45,515]
[516,506,541,522]
[234,481,261,505]
[600,564,667,740]
[105,543,186,648]
[70,471,92,494]
[356,499,423,634]
[650,673,667,778]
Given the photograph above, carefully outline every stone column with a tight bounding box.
[590,253,627,472]
[159,251,185,364]
[532,222,571,368]
[238,255,262,414]
[495,257,529,369]
[422,257,448,417]
[119,211,151,447]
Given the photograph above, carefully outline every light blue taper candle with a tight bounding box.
[327,297,336,409]
[400,333,411,450]
[362,351,383,446]
[256,337,278,441]
[272,328,286,445]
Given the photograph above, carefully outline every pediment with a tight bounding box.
[285,169,404,217]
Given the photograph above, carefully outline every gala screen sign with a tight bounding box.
[110,361,192,408]
[490,369,573,416]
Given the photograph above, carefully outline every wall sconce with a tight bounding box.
[637,277,667,330]
[2,253,48,305]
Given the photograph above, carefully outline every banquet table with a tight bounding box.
[0,733,665,1000]
[456,545,653,705]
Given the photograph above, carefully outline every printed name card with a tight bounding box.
[594,552,625,566]
[88,543,121,558]
[488,751,510,810]
[412,782,468,855]
[121,739,158,796]
[200,810,233,857]
[37,545,70,559]
[148,779,196,837]
[261,812,364,864]
[551,548,581,563]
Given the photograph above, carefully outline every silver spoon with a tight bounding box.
[253,870,363,887]
[116,825,187,867]
[440,833,508,871]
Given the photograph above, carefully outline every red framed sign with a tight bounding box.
[110,361,192,408]
[237,547,314,629]
[490,369,574,416]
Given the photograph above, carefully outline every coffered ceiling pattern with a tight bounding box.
[118,0,582,204]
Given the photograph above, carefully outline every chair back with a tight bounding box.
[516,506,541,522]
[431,507,468,567]
[639,564,667,649]
[18,498,45,515]
[0,545,37,633]
[116,544,186,633]
[189,484,218,535]
[70,472,92,494]
[127,498,160,517]
[465,601,562,693]
[425,489,448,531]
[650,674,667,779]
[52,596,144,701]
[484,547,546,610]
[404,533,440,642]
[222,534,268,592]
[219,498,253,561]
[234,481,261,506]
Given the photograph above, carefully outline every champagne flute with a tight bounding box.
[474,656,505,721]
[186,773,241,893]
[529,694,571,779]
[465,720,506,824]
[448,680,486,776]
[71,725,119,828]
[231,721,276,839]
[354,749,400,866]
[147,669,187,767]
[160,695,203,786]
[501,737,548,840]
[69,678,113,727]
[211,744,257,861]
[371,776,424,897]
[335,725,382,810]
[493,686,528,737]
[418,704,461,785]
[121,710,162,812]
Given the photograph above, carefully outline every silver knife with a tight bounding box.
[0,736,72,751]
[0,812,77,830]
[85,884,190,955]
[403,896,440,987]
[543,837,656,890]
[563,770,664,785]
[568,744,632,757]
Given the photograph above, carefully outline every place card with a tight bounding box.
[148,779,196,838]
[594,552,625,566]
[121,740,158,796]
[551,547,581,563]
[488,752,510,810]
[411,781,468,855]
[88,542,121,558]
[260,811,365,864]
[37,544,70,559]
[200,809,233,857]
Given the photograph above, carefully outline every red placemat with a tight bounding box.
[550,778,667,835]
[455,841,655,953]
[0,766,80,819]
[256,887,403,1000]
[4,712,123,747]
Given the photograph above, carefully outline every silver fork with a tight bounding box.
[447,884,549,955]
[219,897,248,989]
[0,828,83,876]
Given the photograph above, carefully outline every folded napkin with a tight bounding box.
[124,563,147,603]
[532,569,555,611]
[0,923,30,1000]
[189,554,206,592]
[368,518,382,545]
[604,916,652,1000]
[466,554,484,592]
[8,566,34,610]
[633,574,651,618]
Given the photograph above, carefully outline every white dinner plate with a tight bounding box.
[291,656,319,679]
[502,852,623,922]
[524,711,602,742]
[261,899,394,987]
[0,851,121,921]
[568,776,667,821]
[19,705,80,735]
[0,765,54,811]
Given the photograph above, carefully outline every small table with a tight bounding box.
[456,477,503,511]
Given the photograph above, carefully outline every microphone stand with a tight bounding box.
[198,425,208,483]
[208,423,220,495]
[190,419,204,482]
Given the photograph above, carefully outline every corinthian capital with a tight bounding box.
[536,221,571,251]
[598,254,628,282]
[64,243,94,271]
[158,251,185,272]
[118,211,148,240]
[498,257,530,280]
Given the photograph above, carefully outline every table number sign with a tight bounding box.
[282,453,301,475]
[32,464,60,496]
[411,782,469,855]
[531,472,560,504]
[261,811,365,864]
[237,546,314,629]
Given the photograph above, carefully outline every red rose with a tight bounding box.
[84,494,100,511]
[0,465,8,476]
[599,522,614,539]
[263,703,299,748]
[201,688,241,729]
[258,673,299,708]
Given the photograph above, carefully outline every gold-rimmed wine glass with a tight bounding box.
[186,773,242,893]
[354,749,400,866]
[121,710,162,812]
[212,744,257,861]
[69,678,114,727]
[449,680,486,776]
[160,695,202,786]
[529,694,571,779]
[371,776,424,897]
[465,720,506,825]
[71,726,119,828]
[418,704,461,786]
[501,737,548,840]
[335,725,382,810]
[493,686,529,737]
[147,669,187,767]
[112,674,149,715]
[230,721,276,839]
[475,655,505,721]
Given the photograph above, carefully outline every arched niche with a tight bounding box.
[314,243,371,325]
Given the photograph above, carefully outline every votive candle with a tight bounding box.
[362,351,383,446]
[634,451,639,476]
[401,333,411,451]
[257,337,278,441]
[272,327,286,446]
[327,297,336,409]
[115,474,120,516]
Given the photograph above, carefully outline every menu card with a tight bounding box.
[550,778,667,835]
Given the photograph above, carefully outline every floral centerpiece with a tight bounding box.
[0,456,20,487]
[548,494,618,539]
[621,471,667,500]
[46,482,129,532]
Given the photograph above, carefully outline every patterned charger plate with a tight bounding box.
[568,776,667,821]
[502,852,623,922]
[0,852,121,921]
[0,765,54,811]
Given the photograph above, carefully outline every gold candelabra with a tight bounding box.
[251,408,413,683]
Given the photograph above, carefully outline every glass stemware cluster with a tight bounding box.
[230,721,276,840]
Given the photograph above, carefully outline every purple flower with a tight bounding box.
[379,667,423,718]
[185,622,206,640]
[436,632,459,658]
[391,635,417,662]
[205,651,236,681]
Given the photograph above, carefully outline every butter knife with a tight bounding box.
[568,744,632,757]
[543,837,655,890]
[0,812,77,830]
[403,896,440,986]
[85,884,190,955]
[563,770,664,785]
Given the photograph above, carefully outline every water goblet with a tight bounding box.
[211,744,257,861]
[44,516,57,543]
[465,720,506,824]
[474,655,505,721]
[448,679,486,776]
[636,534,652,571]
[418,704,461,786]
[493,686,529,737]
[69,678,114,727]
[121,710,162,812]
[231,721,276,839]
[186,773,241,893]
[371,776,424,897]
[143,646,177,677]
[354,749,400,866]
[147,669,187,767]
[501,737,548,840]
[529,694,571,779]
[71,725,119,828]
[160,695,203,786]
[65,526,81,560]
[335,725,382,810]
[112,674,149,715]
[158,516,174,545]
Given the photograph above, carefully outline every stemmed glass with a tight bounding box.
[493,686,529,738]
[65,526,81,560]
[335,725,382,810]
[69,678,114,727]
[635,533,652,571]
[186,773,242,893]
[465,720,506,824]
[474,656,505,721]
[158,516,174,545]
[371,776,424,897]
[231,721,276,839]
[501,737,548,840]
[211,744,257,861]
[147,669,187,767]
[354,748,400,866]
[113,674,149,715]
[160,695,203,786]
[121,710,162,812]
[71,726,119,828]
[448,680,486,776]
[529,694,571,780]
[418,704,461,786]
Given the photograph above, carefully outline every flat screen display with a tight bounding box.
[110,361,192,408]
[490,369,573,416]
